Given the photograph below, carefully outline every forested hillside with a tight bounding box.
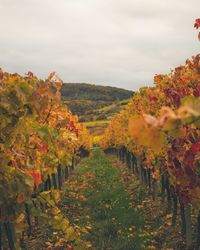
[60,83,133,121]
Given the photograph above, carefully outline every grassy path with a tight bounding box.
[60,148,152,249]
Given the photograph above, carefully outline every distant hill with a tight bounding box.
[61,83,134,122]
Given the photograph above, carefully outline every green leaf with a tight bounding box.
[180,96,200,115]
[24,174,34,188]
[38,126,50,139]
[30,206,42,217]
[163,117,182,138]
[23,133,29,144]
[52,128,59,137]
[16,81,32,103]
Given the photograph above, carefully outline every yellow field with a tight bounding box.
[82,120,109,128]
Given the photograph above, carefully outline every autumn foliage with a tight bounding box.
[194,18,200,41]
[0,69,91,246]
[100,54,200,208]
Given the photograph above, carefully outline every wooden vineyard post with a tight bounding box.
[20,232,25,249]
[0,222,1,250]
[132,153,136,174]
[44,178,49,191]
[147,169,151,194]
[152,165,158,201]
[185,204,192,249]
[171,191,178,226]
[4,222,16,250]
[72,155,76,169]
[127,151,131,171]
[52,173,58,190]
[122,147,126,163]
[32,195,39,227]
[152,179,158,201]
[117,149,120,158]
[57,165,62,190]
[130,153,134,173]
[127,151,131,169]
[65,167,69,179]
[179,198,186,237]
[143,168,147,191]
[196,211,200,249]
[135,157,138,175]
[137,158,142,183]
[161,174,165,203]
[165,176,171,212]
[48,175,51,190]
[25,203,31,236]
[0,210,1,250]
[126,151,129,169]
[121,148,124,162]
[44,175,51,191]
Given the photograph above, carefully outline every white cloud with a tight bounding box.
[0,0,200,90]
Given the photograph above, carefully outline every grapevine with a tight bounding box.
[0,69,91,248]
[100,22,200,248]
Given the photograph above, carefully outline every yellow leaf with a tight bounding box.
[138,126,167,152]
[148,246,156,249]
[80,227,89,234]
[129,115,167,151]
[65,226,75,241]
[166,213,173,219]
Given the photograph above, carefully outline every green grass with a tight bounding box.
[61,149,152,249]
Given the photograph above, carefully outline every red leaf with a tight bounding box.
[0,68,3,80]
[67,121,79,137]
[184,149,195,165]
[12,160,20,169]
[194,19,200,41]
[175,168,184,177]
[38,143,48,153]
[170,90,181,108]
[190,142,200,154]
[194,18,200,29]
[193,86,200,97]
[25,170,41,188]
[149,96,158,102]
[185,165,195,176]
[26,71,34,77]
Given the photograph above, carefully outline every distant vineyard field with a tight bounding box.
[61,83,133,122]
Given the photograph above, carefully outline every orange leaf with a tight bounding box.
[48,72,56,79]
[17,194,25,204]
[128,116,146,140]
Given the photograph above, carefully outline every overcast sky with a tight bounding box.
[0,0,200,91]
